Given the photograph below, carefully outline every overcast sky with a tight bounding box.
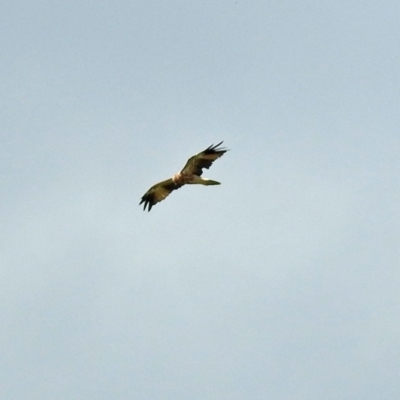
[1,1,400,399]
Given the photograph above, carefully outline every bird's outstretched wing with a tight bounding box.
[180,141,228,176]
[139,179,184,212]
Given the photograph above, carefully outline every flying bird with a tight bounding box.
[140,141,228,211]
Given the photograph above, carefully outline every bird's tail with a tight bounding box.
[199,178,220,185]
[188,176,221,185]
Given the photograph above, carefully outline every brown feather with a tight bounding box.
[139,179,184,212]
[180,141,228,176]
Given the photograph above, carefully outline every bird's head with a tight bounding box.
[172,172,182,184]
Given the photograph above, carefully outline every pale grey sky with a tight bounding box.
[1,1,400,399]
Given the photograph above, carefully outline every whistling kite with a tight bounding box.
[140,141,228,211]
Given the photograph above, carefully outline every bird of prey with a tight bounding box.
[140,141,228,211]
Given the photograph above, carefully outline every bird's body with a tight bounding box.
[171,172,220,186]
[140,141,228,211]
